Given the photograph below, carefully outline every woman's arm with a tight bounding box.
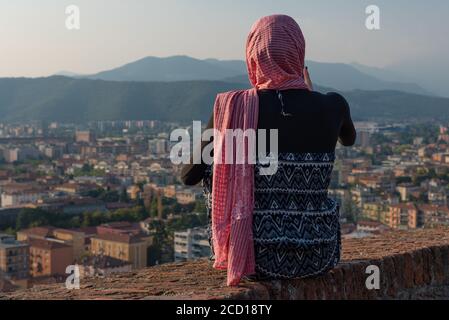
[180,114,214,186]
[306,68,356,146]
[338,97,357,147]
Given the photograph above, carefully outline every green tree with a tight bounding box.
[342,197,357,223]
[149,197,159,217]
[100,190,120,203]
[119,188,129,203]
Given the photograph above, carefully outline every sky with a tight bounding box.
[0,0,448,95]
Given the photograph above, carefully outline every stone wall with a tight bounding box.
[1,228,449,300]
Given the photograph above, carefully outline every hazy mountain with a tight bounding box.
[350,63,435,96]
[0,76,448,123]
[83,55,430,95]
[88,55,246,82]
[305,61,431,96]
[387,60,449,98]
[351,62,412,83]
[0,77,248,123]
[54,71,83,77]
[203,59,247,74]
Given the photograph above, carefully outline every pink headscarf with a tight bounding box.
[212,14,309,286]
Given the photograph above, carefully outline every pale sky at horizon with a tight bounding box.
[1,0,448,82]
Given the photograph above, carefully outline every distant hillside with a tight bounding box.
[305,61,431,96]
[83,55,430,95]
[342,89,449,121]
[225,61,431,96]
[54,71,84,78]
[0,77,247,123]
[351,62,442,98]
[0,76,448,123]
[88,56,245,82]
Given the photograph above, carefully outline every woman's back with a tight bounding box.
[181,89,355,187]
[182,15,356,285]
[257,89,355,153]
[188,89,356,280]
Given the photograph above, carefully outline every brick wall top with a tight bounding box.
[2,228,449,300]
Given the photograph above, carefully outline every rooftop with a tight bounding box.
[92,233,146,244]
[28,238,71,250]
[2,228,449,300]
[0,234,28,249]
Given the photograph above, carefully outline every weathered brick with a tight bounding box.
[301,278,318,300]
[403,252,415,289]
[340,263,355,299]
[328,267,345,300]
[412,250,425,286]
[381,257,397,298]
[430,247,445,285]
[440,246,449,284]
[392,254,406,289]
[421,247,432,285]
[2,228,449,300]
[320,273,337,300]
[282,281,301,300]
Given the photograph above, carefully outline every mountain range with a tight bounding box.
[1,76,448,124]
[73,55,433,96]
[0,55,446,124]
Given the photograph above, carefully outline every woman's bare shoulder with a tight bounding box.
[321,91,350,115]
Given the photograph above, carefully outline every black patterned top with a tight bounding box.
[202,152,341,280]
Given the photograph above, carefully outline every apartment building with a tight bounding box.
[386,203,421,229]
[396,184,422,202]
[362,202,388,222]
[2,146,40,163]
[419,204,449,227]
[174,228,211,262]
[1,189,47,208]
[0,234,29,288]
[90,233,152,270]
[28,239,73,277]
[17,227,86,260]
[0,183,47,208]
[75,130,96,143]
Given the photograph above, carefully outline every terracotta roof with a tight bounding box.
[28,238,71,250]
[19,226,83,238]
[71,226,98,235]
[390,203,417,210]
[53,228,84,236]
[92,233,144,244]
[357,220,389,228]
[418,204,449,213]
[19,227,54,238]
[418,204,439,211]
